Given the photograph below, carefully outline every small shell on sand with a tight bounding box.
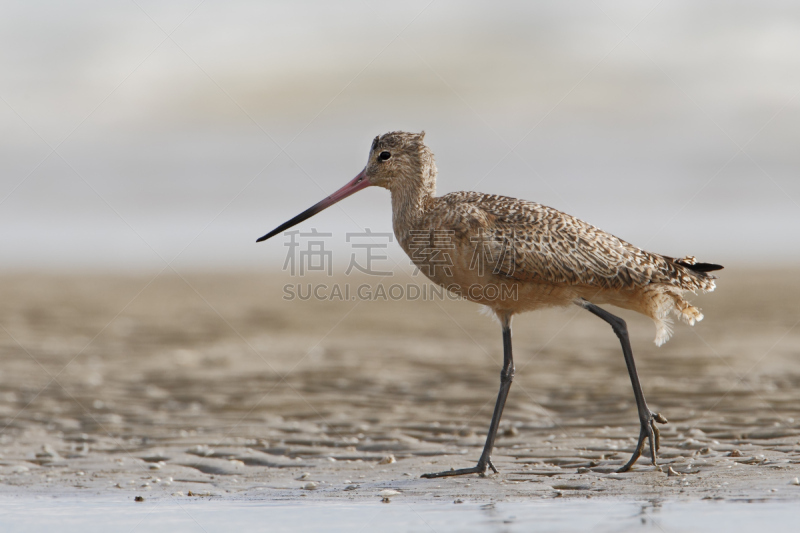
[303,482,319,490]
[378,455,396,465]
[379,489,400,502]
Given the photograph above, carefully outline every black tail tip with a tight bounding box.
[679,261,724,273]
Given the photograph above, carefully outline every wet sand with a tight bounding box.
[1,269,800,503]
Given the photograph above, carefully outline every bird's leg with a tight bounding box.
[576,299,668,472]
[421,315,515,479]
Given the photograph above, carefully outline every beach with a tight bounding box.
[1,268,799,504]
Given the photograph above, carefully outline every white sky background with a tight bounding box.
[1,0,798,272]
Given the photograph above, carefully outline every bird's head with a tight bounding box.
[256,131,434,243]
[364,131,435,192]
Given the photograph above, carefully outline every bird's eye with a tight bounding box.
[378,151,391,161]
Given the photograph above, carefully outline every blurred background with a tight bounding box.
[3,2,800,501]
[1,0,798,272]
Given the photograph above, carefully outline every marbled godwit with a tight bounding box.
[257,131,722,476]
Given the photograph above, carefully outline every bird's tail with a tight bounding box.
[675,256,724,274]
[672,255,723,293]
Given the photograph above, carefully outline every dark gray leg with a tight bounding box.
[576,299,667,472]
[422,314,515,478]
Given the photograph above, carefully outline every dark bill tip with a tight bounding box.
[255,203,323,243]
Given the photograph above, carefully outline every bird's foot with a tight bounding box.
[617,411,668,473]
[421,459,498,479]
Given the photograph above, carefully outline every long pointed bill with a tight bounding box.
[256,168,370,243]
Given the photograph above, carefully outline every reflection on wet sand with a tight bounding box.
[0,270,799,501]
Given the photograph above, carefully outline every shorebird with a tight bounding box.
[257,131,722,476]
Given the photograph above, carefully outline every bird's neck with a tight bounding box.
[390,167,436,233]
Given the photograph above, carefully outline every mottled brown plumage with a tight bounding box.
[369,131,720,346]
